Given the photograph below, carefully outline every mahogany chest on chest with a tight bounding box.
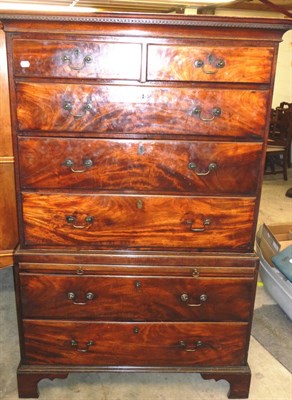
[1,11,291,399]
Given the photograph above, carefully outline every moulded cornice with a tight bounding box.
[0,12,291,31]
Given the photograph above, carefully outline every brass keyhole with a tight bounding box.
[135,281,142,289]
[138,144,145,155]
[136,200,143,209]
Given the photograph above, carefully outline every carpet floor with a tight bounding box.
[251,304,292,373]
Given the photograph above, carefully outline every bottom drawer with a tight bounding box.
[22,320,248,367]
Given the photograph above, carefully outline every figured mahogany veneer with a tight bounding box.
[18,137,263,194]
[12,39,274,84]
[19,273,254,321]
[2,11,291,400]
[22,193,255,250]
[147,45,274,83]
[12,40,142,80]
[16,83,269,138]
[22,320,248,367]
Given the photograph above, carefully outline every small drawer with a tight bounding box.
[22,320,248,366]
[19,274,255,321]
[16,82,269,139]
[21,192,255,251]
[18,137,263,195]
[147,44,274,83]
[12,39,142,80]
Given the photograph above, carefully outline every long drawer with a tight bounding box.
[21,193,255,250]
[147,44,273,83]
[12,39,142,80]
[18,137,263,194]
[15,82,268,138]
[19,274,254,321]
[22,320,248,366]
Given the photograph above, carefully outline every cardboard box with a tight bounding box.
[256,223,292,320]
[265,224,292,248]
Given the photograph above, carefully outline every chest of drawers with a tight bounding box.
[1,11,291,399]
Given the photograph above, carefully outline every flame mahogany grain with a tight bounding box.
[21,193,256,250]
[19,274,254,321]
[22,320,248,367]
[2,12,291,400]
[15,83,269,138]
[18,137,263,195]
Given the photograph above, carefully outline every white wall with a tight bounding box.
[273,29,292,107]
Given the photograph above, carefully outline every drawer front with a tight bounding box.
[22,320,248,366]
[12,39,142,80]
[20,274,254,321]
[22,193,255,250]
[147,45,274,83]
[16,83,268,138]
[18,137,263,195]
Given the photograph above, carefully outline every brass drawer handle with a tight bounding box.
[180,293,208,307]
[63,101,93,119]
[62,49,92,71]
[63,158,93,173]
[66,215,94,229]
[194,54,225,74]
[179,340,211,352]
[186,218,211,232]
[188,161,217,176]
[192,106,221,122]
[71,339,94,352]
[67,291,95,305]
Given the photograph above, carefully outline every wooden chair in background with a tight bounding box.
[265,102,292,181]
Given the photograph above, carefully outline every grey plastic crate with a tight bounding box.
[256,239,292,320]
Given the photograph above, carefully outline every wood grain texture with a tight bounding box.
[0,252,14,268]
[21,193,256,250]
[17,371,68,399]
[0,162,18,264]
[147,45,274,83]
[15,365,251,399]
[0,30,13,156]
[19,263,257,278]
[12,39,274,84]
[15,83,269,138]
[18,137,263,195]
[0,30,18,268]
[4,13,288,398]
[16,250,259,268]
[201,368,251,399]
[12,39,142,80]
[22,320,248,366]
[19,274,254,321]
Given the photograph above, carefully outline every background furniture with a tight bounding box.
[265,102,292,180]
[0,27,18,268]
[1,12,291,400]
